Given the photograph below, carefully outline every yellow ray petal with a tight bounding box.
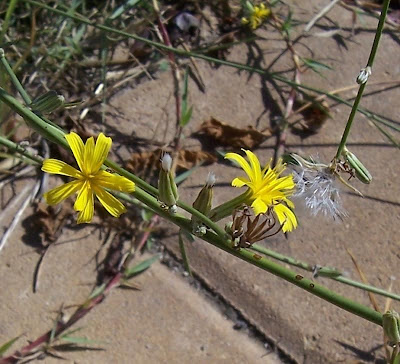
[77,191,94,224]
[274,204,298,232]
[231,176,250,188]
[251,197,268,215]
[94,170,135,192]
[225,152,254,181]
[244,150,261,183]
[43,180,83,205]
[91,133,112,174]
[83,136,95,175]
[74,180,92,211]
[65,132,85,172]
[42,159,83,179]
[93,185,127,217]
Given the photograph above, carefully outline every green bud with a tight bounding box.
[245,1,255,12]
[191,172,215,235]
[342,147,372,184]
[356,66,371,85]
[158,153,179,211]
[192,172,215,216]
[30,91,65,113]
[383,310,400,345]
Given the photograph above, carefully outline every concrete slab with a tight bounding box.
[0,216,280,363]
[103,2,400,362]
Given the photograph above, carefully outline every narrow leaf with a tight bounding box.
[60,336,105,345]
[0,335,21,356]
[124,255,160,279]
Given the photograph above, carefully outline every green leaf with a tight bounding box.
[281,9,293,36]
[158,60,170,72]
[180,66,193,127]
[301,57,333,77]
[87,283,106,300]
[180,106,193,127]
[180,229,195,243]
[175,163,197,185]
[60,336,105,346]
[141,208,154,222]
[60,327,84,338]
[371,120,400,149]
[109,0,141,20]
[0,335,21,356]
[124,255,160,279]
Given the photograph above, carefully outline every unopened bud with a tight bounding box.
[191,173,216,235]
[342,147,372,184]
[30,91,65,113]
[383,310,400,345]
[356,66,371,85]
[158,153,179,212]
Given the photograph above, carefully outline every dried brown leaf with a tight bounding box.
[128,148,217,174]
[34,201,74,244]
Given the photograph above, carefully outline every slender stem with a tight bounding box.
[0,0,19,45]
[76,186,385,326]
[200,235,382,326]
[0,99,384,330]
[0,135,43,165]
[335,0,391,159]
[179,232,192,276]
[0,49,32,105]
[251,243,400,302]
[0,7,386,329]
[0,86,228,240]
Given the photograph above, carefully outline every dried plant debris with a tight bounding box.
[34,201,74,244]
[194,117,271,149]
[128,148,217,174]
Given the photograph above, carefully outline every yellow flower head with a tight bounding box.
[242,3,271,30]
[42,132,135,224]
[225,149,297,232]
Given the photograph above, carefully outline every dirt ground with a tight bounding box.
[1,1,400,363]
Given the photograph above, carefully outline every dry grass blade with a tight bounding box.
[346,248,380,312]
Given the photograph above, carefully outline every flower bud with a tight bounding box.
[192,172,215,215]
[342,147,372,184]
[191,172,216,235]
[383,310,400,345]
[158,153,179,212]
[30,91,65,113]
[356,66,371,85]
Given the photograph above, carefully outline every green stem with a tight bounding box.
[0,7,386,327]
[251,243,400,302]
[112,189,383,326]
[0,92,384,330]
[202,236,382,326]
[0,135,43,165]
[0,86,228,240]
[0,0,19,45]
[0,49,32,105]
[179,231,192,276]
[335,0,391,159]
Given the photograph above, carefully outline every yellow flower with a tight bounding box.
[42,132,135,223]
[242,3,271,30]
[225,149,297,232]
